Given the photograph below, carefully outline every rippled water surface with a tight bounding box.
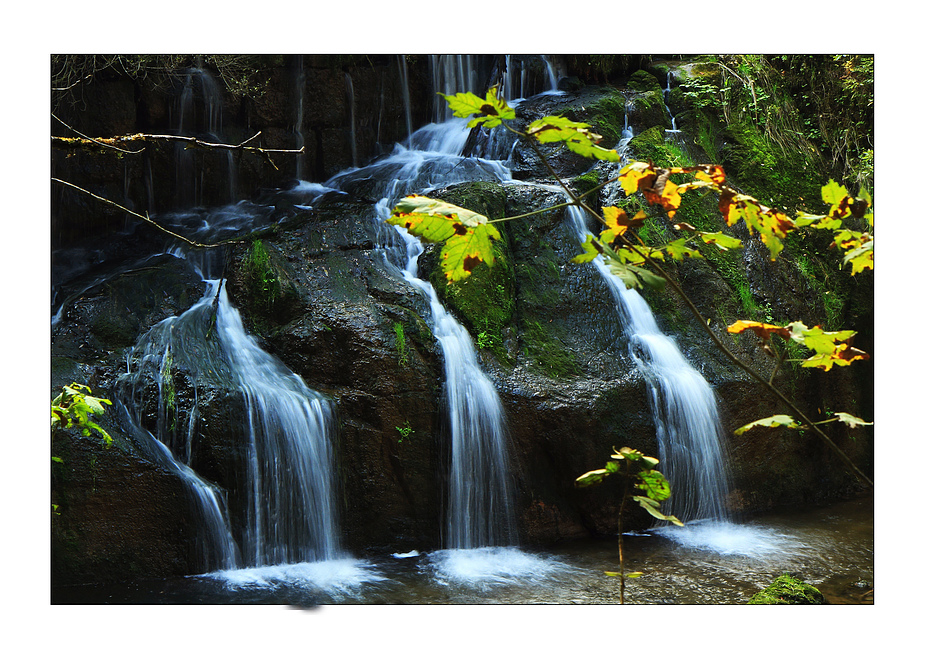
[53,494,872,605]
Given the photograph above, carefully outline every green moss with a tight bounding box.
[561,91,627,147]
[747,574,827,604]
[627,70,662,92]
[628,127,692,168]
[244,239,281,312]
[429,182,515,366]
[521,319,581,378]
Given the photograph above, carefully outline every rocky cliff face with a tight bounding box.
[51,56,873,586]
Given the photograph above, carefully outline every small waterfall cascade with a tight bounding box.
[323,56,555,554]
[429,55,483,122]
[566,205,730,522]
[396,229,517,549]
[294,55,306,180]
[663,70,680,134]
[172,66,237,206]
[117,252,344,570]
[397,55,414,143]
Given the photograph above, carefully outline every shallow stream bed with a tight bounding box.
[52,493,872,605]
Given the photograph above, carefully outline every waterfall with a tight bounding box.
[397,55,414,143]
[345,72,358,168]
[116,257,344,570]
[173,67,237,206]
[566,203,730,522]
[324,118,517,550]
[664,70,680,133]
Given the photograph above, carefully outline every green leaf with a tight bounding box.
[636,469,672,502]
[605,258,666,291]
[626,572,644,578]
[387,195,500,282]
[526,115,622,162]
[663,238,701,261]
[734,414,801,435]
[698,231,741,251]
[843,239,873,275]
[440,86,515,128]
[575,468,610,487]
[440,223,502,282]
[571,235,602,264]
[633,496,683,526]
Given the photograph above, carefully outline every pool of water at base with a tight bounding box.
[52,494,872,605]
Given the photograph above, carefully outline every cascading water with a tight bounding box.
[319,55,573,586]
[567,205,731,523]
[663,71,680,134]
[173,66,237,206]
[117,260,343,560]
[325,105,519,552]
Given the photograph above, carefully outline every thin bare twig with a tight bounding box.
[51,177,245,249]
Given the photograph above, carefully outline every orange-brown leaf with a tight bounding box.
[727,320,792,342]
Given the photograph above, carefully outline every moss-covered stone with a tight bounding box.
[563,91,627,146]
[627,70,662,93]
[427,182,516,366]
[747,574,827,604]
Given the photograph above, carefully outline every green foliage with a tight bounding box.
[394,322,409,367]
[391,83,874,491]
[747,574,827,605]
[395,421,414,443]
[51,383,113,446]
[575,446,681,603]
[388,195,502,282]
[245,239,280,310]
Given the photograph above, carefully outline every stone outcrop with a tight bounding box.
[51,57,873,586]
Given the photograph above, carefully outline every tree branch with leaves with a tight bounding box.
[386,87,873,488]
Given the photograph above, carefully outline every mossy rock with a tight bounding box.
[747,574,827,604]
[627,70,662,93]
[563,91,627,146]
[427,181,515,365]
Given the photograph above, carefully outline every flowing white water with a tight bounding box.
[567,204,731,524]
[116,264,383,590]
[319,57,588,582]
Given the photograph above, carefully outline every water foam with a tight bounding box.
[425,547,568,590]
[207,558,389,596]
[653,520,807,558]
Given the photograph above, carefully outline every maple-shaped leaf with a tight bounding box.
[388,195,490,239]
[643,174,683,218]
[843,238,873,275]
[387,195,499,282]
[607,257,666,290]
[572,235,603,263]
[599,206,644,244]
[440,86,515,128]
[663,238,701,261]
[734,414,801,435]
[526,115,622,162]
[787,321,870,371]
[618,161,659,195]
[820,179,853,219]
[718,190,795,260]
[441,222,502,282]
[727,320,792,342]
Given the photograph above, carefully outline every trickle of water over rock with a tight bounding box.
[116,256,345,570]
[567,204,731,523]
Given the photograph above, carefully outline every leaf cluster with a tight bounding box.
[575,447,683,526]
[51,383,113,446]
